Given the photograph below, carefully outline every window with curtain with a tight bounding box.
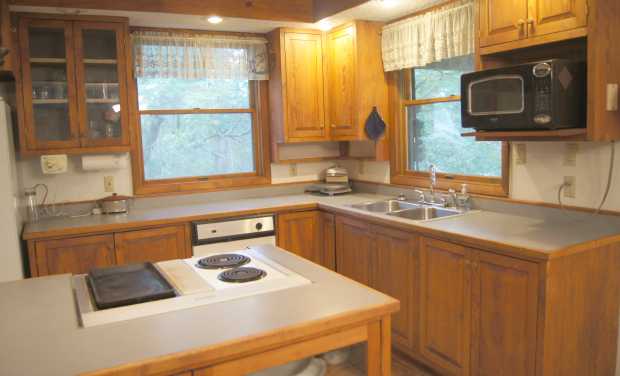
[131,30,270,193]
[383,0,508,196]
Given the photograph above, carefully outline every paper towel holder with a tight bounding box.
[81,154,128,171]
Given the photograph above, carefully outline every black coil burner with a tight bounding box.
[196,254,251,270]
[218,267,267,283]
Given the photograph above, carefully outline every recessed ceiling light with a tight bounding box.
[207,15,223,24]
[317,19,332,31]
[377,0,398,8]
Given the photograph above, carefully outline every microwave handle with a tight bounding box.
[607,84,618,112]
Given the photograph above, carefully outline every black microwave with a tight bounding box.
[461,59,586,131]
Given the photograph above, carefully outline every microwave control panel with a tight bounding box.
[533,62,552,125]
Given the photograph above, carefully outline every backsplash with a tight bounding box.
[342,141,620,212]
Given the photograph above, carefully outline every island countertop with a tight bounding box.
[0,245,399,376]
[23,192,620,260]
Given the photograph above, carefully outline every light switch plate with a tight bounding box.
[607,84,619,111]
[40,154,68,174]
[564,143,578,166]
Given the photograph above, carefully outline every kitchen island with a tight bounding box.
[0,245,399,376]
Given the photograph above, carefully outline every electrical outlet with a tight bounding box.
[564,143,578,166]
[515,144,527,165]
[288,163,298,177]
[564,176,576,198]
[104,176,115,193]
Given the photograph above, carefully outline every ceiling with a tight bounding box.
[11,0,446,33]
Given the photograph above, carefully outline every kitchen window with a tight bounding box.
[390,54,508,196]
[130,30,271,195]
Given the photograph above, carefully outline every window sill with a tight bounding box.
[133,176,272,197]
[390,174,509,198]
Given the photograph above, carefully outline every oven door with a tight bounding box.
[461,69,534,130]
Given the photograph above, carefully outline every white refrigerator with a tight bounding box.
[0,97,24,281]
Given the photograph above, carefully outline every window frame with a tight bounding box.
[128,35,271,196]
[389,69,509,197]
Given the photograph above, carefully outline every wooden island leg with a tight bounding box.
[367,315,392,376]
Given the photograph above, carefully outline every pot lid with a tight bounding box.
[101,193,132,202]
[325,166,348,176]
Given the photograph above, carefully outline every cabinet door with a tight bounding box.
[34,235,115,276]
[276,211,322,265]
[371,225,418,355]
[319,212,336,270]
[18,18,81,150]
[283,32,327,141]
[419,238,472,376]
[114,225,188,265]
[335,216,372,285]
[326,25,357,139]
[479,0,528,47]
[470,251,539,376]
[527,0,587,37]
[74,21,130,147]
[1,0,12,73]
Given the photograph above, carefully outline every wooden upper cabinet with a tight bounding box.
[479,0,588,50]
[269,29,328,143]
[73,21,130,148]
[370,225,418,356]
[419,238,472,376]
[527,0,587,37]
[470,251,539,376]
[114,225,189,266]
[16,15,130,155]
[326,21,388,142]
[18,18,81,150]
[479,0,528,47]
[326,24,356,138]
[33,235,115,276]
[269,22,388,144]
[335,216,372,285]
[0,0,13,74]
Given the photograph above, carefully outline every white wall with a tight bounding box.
[342,141,620,212]
[18,154,134,203]
[17,154,338,203]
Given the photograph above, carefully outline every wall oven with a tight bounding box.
[461,59,586,131]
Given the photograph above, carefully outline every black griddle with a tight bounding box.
[87,263,176,310]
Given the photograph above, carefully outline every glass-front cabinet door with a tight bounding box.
[74,22,129,147]
[19,19,80,150]
[18,17,129,152]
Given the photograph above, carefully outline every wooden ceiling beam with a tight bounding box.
[9,0,371,22]
[313,0,368,21]
[8,0,317,22]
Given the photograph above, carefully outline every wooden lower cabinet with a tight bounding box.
[33,234,115,276]
[277,210,335,269]
[334,215,373,285]
[115,225,189,265]
[333,215,541,376]
[419,238,472,375]
[29,224,191,276]
[335,216,418,355]
[419,237,539,376]
[471,250,539,376]
[370,224,418,355]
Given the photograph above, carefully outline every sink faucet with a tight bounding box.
[429,164,437,200]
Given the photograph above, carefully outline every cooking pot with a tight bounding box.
[100,193,132,214]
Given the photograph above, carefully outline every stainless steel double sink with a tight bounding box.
[349,199,463,221]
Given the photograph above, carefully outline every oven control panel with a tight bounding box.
[193,215,275,245]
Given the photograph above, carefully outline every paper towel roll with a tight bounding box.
[81,155,128,171]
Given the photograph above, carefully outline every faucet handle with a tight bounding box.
[396,193,406,201]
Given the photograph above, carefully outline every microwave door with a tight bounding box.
[461,72,534,131]
[468,75,525,116]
